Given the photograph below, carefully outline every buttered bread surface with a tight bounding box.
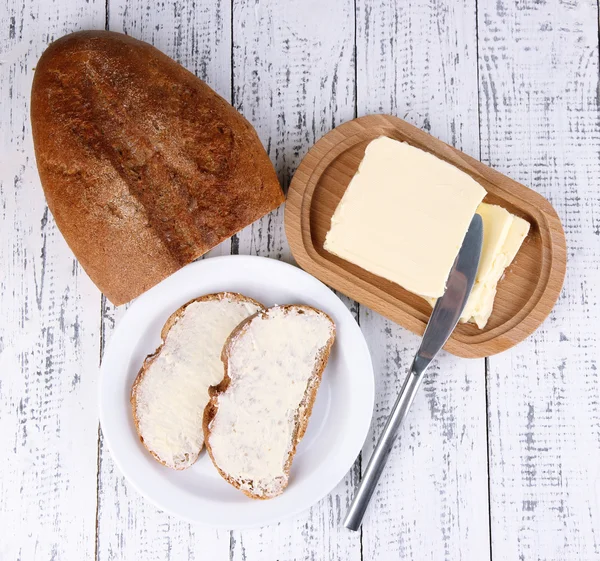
[205,306,336,499]
[131,293,263,470]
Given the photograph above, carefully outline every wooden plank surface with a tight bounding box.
[230,1,361,559]
[478,1,600,559]
[94,2,232,560]
[355,1,491,559]
[1,0,599,559]
[0,1,104,561]
[232,0,355,261]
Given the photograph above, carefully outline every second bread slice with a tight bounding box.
[204,305,336,498]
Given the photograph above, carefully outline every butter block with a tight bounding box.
[324,136,487,298]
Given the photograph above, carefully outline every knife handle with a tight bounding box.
[344,367,424,531]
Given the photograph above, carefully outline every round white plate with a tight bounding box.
[99,255,374,528]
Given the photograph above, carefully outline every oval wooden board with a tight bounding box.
[285,114,567,358]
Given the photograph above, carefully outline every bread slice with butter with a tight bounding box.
[131,293,264,470]
[204,305,336,499]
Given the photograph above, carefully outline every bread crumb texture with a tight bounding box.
[207,306,335,498]
[132,294,262,469]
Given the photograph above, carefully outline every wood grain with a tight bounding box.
[478,0,600,558]
[230,0,361,559]
[286,113,567,358]
[0,1,104,561]
[232,0,355,262]
[95,2,232,559]
[355,1,491,559]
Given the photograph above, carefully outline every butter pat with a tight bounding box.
[324,136,486,298]
[460,203,530,327]
[423,203,530,327]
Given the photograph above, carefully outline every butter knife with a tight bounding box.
[344,213,483,531]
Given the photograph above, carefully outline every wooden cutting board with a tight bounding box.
[285,114,567,358]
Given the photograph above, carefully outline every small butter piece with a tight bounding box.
[324,136,486,298]
[462,204,530,328]
[424,203,530,328]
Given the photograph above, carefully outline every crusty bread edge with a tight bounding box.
[203,305,336,499]
[130,292,265,470]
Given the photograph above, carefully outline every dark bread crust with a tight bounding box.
[31,31,284,305]
[131,292,265,470]
[203,305,336,499]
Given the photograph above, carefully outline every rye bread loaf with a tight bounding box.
[131,292,264,470]
[203,305,336,499]
[31,31,284,305]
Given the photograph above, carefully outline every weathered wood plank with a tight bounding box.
[478,1,600,558]
[230,1,360,559]
[95,2,232,559]
[232,0,355,262]
[0,1,104,560]
[355,1,491,559]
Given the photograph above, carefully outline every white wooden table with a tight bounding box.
[1,1,599,559]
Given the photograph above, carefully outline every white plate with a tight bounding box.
[98,255,374,528]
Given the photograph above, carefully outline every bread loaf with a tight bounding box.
[31,31,284,305]
[204,305,336,498]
